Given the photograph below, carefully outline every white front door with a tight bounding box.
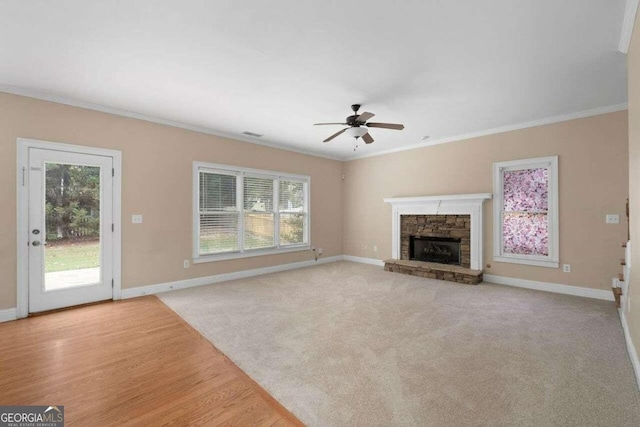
[28,148,114,312]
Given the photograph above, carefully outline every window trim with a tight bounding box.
[492,156,559,268]
[193,161,310,263]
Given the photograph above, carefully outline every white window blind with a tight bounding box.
[279,179,307,246]
[243,176,275,250]
[194,163,310,261]
[198,171,239,255]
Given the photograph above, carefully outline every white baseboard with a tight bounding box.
[343,259,613,301]
[127,252,610,298]
[484,274,614,301]
[342,255,385,266]
[619,308,640,391]
[0,307,17,323]
[121,255,343,299]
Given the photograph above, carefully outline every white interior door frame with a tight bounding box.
[16,138,122,318]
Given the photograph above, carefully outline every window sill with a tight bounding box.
[494,255,559,268]
[193,244,311,264]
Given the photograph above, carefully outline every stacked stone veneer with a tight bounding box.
[400,215,471,268]
[384,260,483,285]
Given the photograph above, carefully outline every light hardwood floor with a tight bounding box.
[0,296,302,426]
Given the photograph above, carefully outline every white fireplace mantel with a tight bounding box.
[384,193,492,270]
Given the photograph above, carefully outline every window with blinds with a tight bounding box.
[198,171,238,255]
[244,176,275,250]
[279,179,307,245]
[194,162,310,261]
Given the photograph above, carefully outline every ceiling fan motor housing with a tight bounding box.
[346,115,362,126]
[346,104,362,126]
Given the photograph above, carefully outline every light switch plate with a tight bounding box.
[606,214,620,224]
[132,214,143,224]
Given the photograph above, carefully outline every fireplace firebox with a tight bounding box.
[409,236,462,265]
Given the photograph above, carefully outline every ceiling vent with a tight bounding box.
[242,131,263,138]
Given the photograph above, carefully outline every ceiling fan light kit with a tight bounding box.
[314,104,405,150]
[345,127,368,139]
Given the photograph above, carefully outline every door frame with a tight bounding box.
[16,138,122,318]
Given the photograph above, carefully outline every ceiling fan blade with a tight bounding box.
[355,112,375,123]
[314,122,347,126]
[362,132,374,144]
[323,128,348,143]
[366,122,405,130]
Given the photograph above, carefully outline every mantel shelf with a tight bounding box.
[384,193,492,206]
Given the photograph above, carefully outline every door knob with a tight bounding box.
[32,241,41,247]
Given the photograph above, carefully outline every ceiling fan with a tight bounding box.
[314,104,405,145]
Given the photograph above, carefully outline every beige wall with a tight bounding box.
[0,82,631,311]
[343,111,629,290]
[0,93,343,310]
[627,9,640,363]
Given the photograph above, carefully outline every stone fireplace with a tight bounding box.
[383,194,492,285]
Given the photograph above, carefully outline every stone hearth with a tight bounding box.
[384,259,483,285]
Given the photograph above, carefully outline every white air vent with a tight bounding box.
[242,131,263,137]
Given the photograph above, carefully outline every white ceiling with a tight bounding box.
[0,1,629,160]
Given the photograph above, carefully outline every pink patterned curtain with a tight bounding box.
[502,168,549,256]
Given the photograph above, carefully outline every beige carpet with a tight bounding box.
[159,261,640,426]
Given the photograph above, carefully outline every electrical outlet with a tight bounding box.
[606,214,620,224]
[132,214,143,224]
[563,264,571,273]
[183,260,189,268]
[318,248,323,255]
[373,245,378,252]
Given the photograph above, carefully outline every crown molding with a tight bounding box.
[619,0,639,54]
[0,85,343,162]
[344,103,629,161]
